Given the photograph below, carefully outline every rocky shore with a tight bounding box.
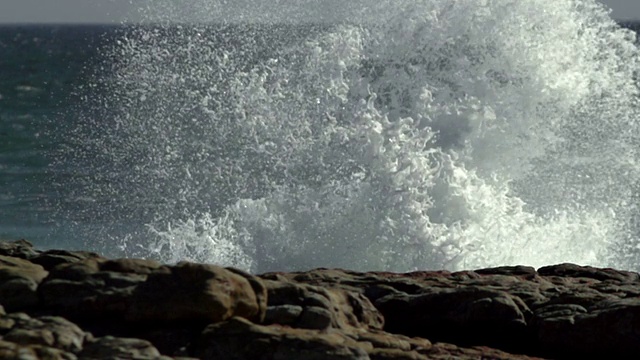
[1,239,639,359]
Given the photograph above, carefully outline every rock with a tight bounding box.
[100,258,162,275]
[538,263,639,282]
[425,343,542,359]
[475,266,537,277]
[127,262,266,324]
[193,317,371,360]
[375,287,530,350]
[0,339,77,360]
[194,317,537,360]
[298,306,334,329]
[263,280,384,331]
[534,298,640,358]
[0,239,39,259]
[80,336,166,360]
[3,314,86,353]
[0,340,37,359]
[39,258,145,318]
[264,304,303,325]
[30,250,103,271]
[0,255,48,311]
[5,240,640,360]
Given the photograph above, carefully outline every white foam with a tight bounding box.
[73,0,640,273]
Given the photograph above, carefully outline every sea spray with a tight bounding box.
[60,0,640,273]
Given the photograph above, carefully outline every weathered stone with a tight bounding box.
[0,339,37,359]
[31,345,77,360]
[535,298,640,358]
[425,343,542,359]
[127,262,266,324]
[264,280,384,331]
[225,266,268,323]
[79,336,164,360]
[0,339,77,360]
[538,263,639,282]
[376,286,530,349]
[194,317,370,360]
[39,259,147,319]
[30,250,103,271]
[298,306,334,330]
[349,330,429,352]
[3,315,86,353]
[100,258,162,275]
[4,240,640,360]
[0,255,48,311]
[264,305,303,325]
[475,266,537,277]
[39,277,136,318]
[368,348,427,360]
[0,239,39,259]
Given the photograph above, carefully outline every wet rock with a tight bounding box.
[100,258,162,275]
[3,314,86,353]
[264,304,303,325]
[0,239,39,259]
[263,280,384,330]
[351,331,417,352]
[375,286,530,349]
[534,298,640,358]
[193,317,370,360]
[425,343,542,360]
[298,306,334,329]
[80,336,166,360]
[39,258,145,318]
[475,266,537,277]
[127,262,267,324]
[0,255,48,311]
[194,317,536,360]
[3,240,640,359]
[30,250,103,271]
[538,263,639,282]
[0,339,77,360]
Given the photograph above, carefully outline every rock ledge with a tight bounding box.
[1,239,639,359]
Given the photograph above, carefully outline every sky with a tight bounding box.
[0,0,639,24]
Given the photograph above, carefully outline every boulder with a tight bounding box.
[39,258,146,318]
[127,262,267,324]
[263,280,384,330]
[375,286,530,350]
[2,314,86,353]
[0,239,39,259]
[193,317,371,360]
[30,250,103,271]
[79,336,167,360]
[534,298,640,358]
[0,255,48,311]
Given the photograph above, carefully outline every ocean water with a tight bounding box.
[2,0,640,273]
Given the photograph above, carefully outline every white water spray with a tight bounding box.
[67,0,640,273]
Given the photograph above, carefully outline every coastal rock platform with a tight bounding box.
[0,239,639,359]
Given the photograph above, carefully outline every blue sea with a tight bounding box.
[2,1,640,274]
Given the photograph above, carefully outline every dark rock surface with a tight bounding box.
[0,239,639,359]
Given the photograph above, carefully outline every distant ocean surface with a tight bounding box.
[2,1,640,273]
[0,25,119,246]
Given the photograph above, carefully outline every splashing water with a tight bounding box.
[62,0,640,273]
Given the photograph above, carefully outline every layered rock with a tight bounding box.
[0,239,639,359]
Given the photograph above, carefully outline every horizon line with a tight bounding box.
[1,18,640,26]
